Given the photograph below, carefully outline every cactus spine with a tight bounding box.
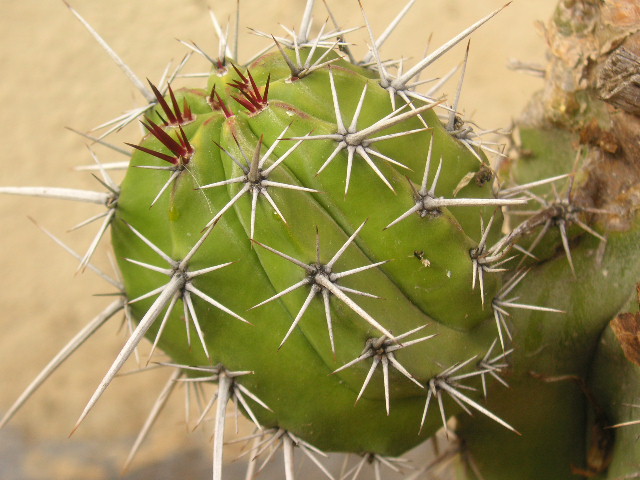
[1,1,639,479]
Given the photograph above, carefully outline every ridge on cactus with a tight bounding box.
[1,1,640,479]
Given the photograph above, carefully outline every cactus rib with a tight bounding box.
[2,1,640,479]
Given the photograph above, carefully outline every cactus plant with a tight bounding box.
[1,1,640,479]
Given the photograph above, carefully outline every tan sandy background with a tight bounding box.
[0,1,556,478]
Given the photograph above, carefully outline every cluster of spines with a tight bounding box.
[0,1,626,479]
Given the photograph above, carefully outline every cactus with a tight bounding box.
[1,1,640,479]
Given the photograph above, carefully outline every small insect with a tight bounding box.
[413,250,431,267]
[475,164,494,186]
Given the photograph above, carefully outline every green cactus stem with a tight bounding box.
[1,1,639,479]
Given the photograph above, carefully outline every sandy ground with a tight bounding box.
[0,1,557,479]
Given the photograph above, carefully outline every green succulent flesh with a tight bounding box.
[107,37,640,471]
[2,1,640,478]
[111,48,504,455]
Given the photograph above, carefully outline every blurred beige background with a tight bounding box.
[0,1,556,478]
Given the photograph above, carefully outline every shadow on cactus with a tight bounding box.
[1,1,640,479]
